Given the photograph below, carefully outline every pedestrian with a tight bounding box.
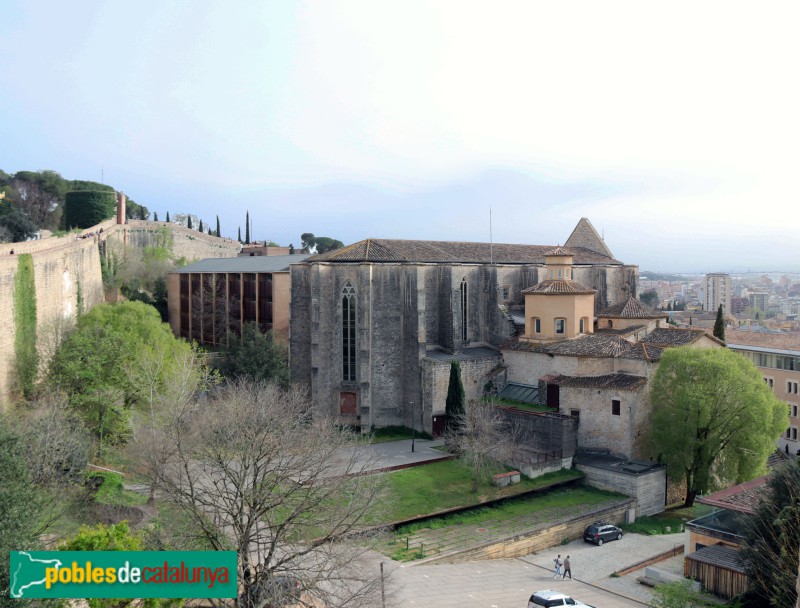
[562,555,572,580]
[552,554,562,578]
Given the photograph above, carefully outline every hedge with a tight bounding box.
[63,190,116,229]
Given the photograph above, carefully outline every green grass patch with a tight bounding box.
[87,471,147,507]
[369,425,433,443]
[374,460,583,523]
[622,511,693,535]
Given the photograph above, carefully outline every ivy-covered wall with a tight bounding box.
[13,254,37,398]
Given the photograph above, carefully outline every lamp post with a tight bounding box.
[410,401,415,453]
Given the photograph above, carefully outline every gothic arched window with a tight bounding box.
[342,282,356,382]
[460,278,468,341]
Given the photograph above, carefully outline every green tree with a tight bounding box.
[713,304,725,341]
[187,215,192,229]
[0,205,38,242]
[312,236,344,253]
[218,322,289,388]
[638,289,658,307]
[300,232,315,252]
[245,210,250,244]
[165,211,170,222]
[215,215,220,237]
[646,347,786,507]
[60,522,180,608]
[63,191,116,229]
[445,360,466,436]
[0,419,46,608]
[739,459,800,607]
[49,302,193,445]
[153,211,158,221]
[237,226,241,242]
[198,218,203,232]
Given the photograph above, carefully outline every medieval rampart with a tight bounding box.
[0,219,241,407]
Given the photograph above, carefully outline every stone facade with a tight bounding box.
[290,220,637,433]
[576,458,666,516]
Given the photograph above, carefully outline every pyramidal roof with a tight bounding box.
[564,218,615,259]
[598,296,667,319]
[522,278,596,295]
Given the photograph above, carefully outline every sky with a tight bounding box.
[1,1,798,273]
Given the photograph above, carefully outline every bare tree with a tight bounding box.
[446,400,514,492]
[139,380,389,608]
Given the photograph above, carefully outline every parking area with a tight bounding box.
[389,531,686,607]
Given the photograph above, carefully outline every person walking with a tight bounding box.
[552,554,562,578]
[562,555,572,580]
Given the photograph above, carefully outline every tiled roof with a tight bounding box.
[697,476,769,514]
[595,325,647,337]
[532,334,633,357]
[306,239,622,265]
[564,217,615,258]
[521,279,596,295]
[549,373,647,391]
[725,328,800,354]
[618,342,664,362]
[641,327,719,347]
[544,246,574,256]
[687,545,745,573]
[598,296,667,319]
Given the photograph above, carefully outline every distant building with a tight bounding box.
[726,328,800,455]
[704,273,731,315]
[748,291,769,313]
[167,254,310,345]
[731,297,748,315]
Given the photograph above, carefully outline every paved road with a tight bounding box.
[385,532,686,608]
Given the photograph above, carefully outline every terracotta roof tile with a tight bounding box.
[306,239,622,265]
[544,246,574,256]
[522,278,596,295]
[599,296,667,320]
[549,373,647,391]
[641,327,718,347]
[697,476,769,514]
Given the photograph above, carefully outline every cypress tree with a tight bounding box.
[216,215,221,237]
[445,360,466,435]
[207,227,212,235]
[199,219,204,233]
[238,226,242,243]
[187,216,193,229]
[245,211,250,245]
[153,211,158,222]
[713,304,726,341]
[166,211,170,222]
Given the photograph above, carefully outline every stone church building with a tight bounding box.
[290,218,639,435]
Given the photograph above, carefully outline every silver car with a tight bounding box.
[527,589,595,608]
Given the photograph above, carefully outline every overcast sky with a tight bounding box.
[1,2,798,272]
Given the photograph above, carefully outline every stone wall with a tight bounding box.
[576,462,666,516]
[0,237,104,406]
[421,498,634,564]
[0,220,240,406]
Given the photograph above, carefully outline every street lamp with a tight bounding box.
[410,401,415,453]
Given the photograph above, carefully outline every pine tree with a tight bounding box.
[199,219,204,233]
[166,211,170,222]
[153,211,158,222]
[187,216,193,229]
[238,226,242,243]
[713,304,726,341]
[216,215,221,237]
[245,211,250,245]
[445,360,466,436]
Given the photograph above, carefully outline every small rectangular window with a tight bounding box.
[612,400,621,416]
[555,318,566,334]
[534,318,541,333]
[579,318,585,333]
[793,428,798,441]
[570,409,580,421]
[501,286,510,301]
[793,405,798,417]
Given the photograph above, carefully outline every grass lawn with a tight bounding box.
[373,460,583,523]
[485,397,554,414]
[622,505,697,535]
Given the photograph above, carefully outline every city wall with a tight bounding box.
[0,220,240,407]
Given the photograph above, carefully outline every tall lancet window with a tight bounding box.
[342,282,356,382]
[460,278,468,342]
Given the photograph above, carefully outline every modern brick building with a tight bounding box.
[167,254,310,345]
